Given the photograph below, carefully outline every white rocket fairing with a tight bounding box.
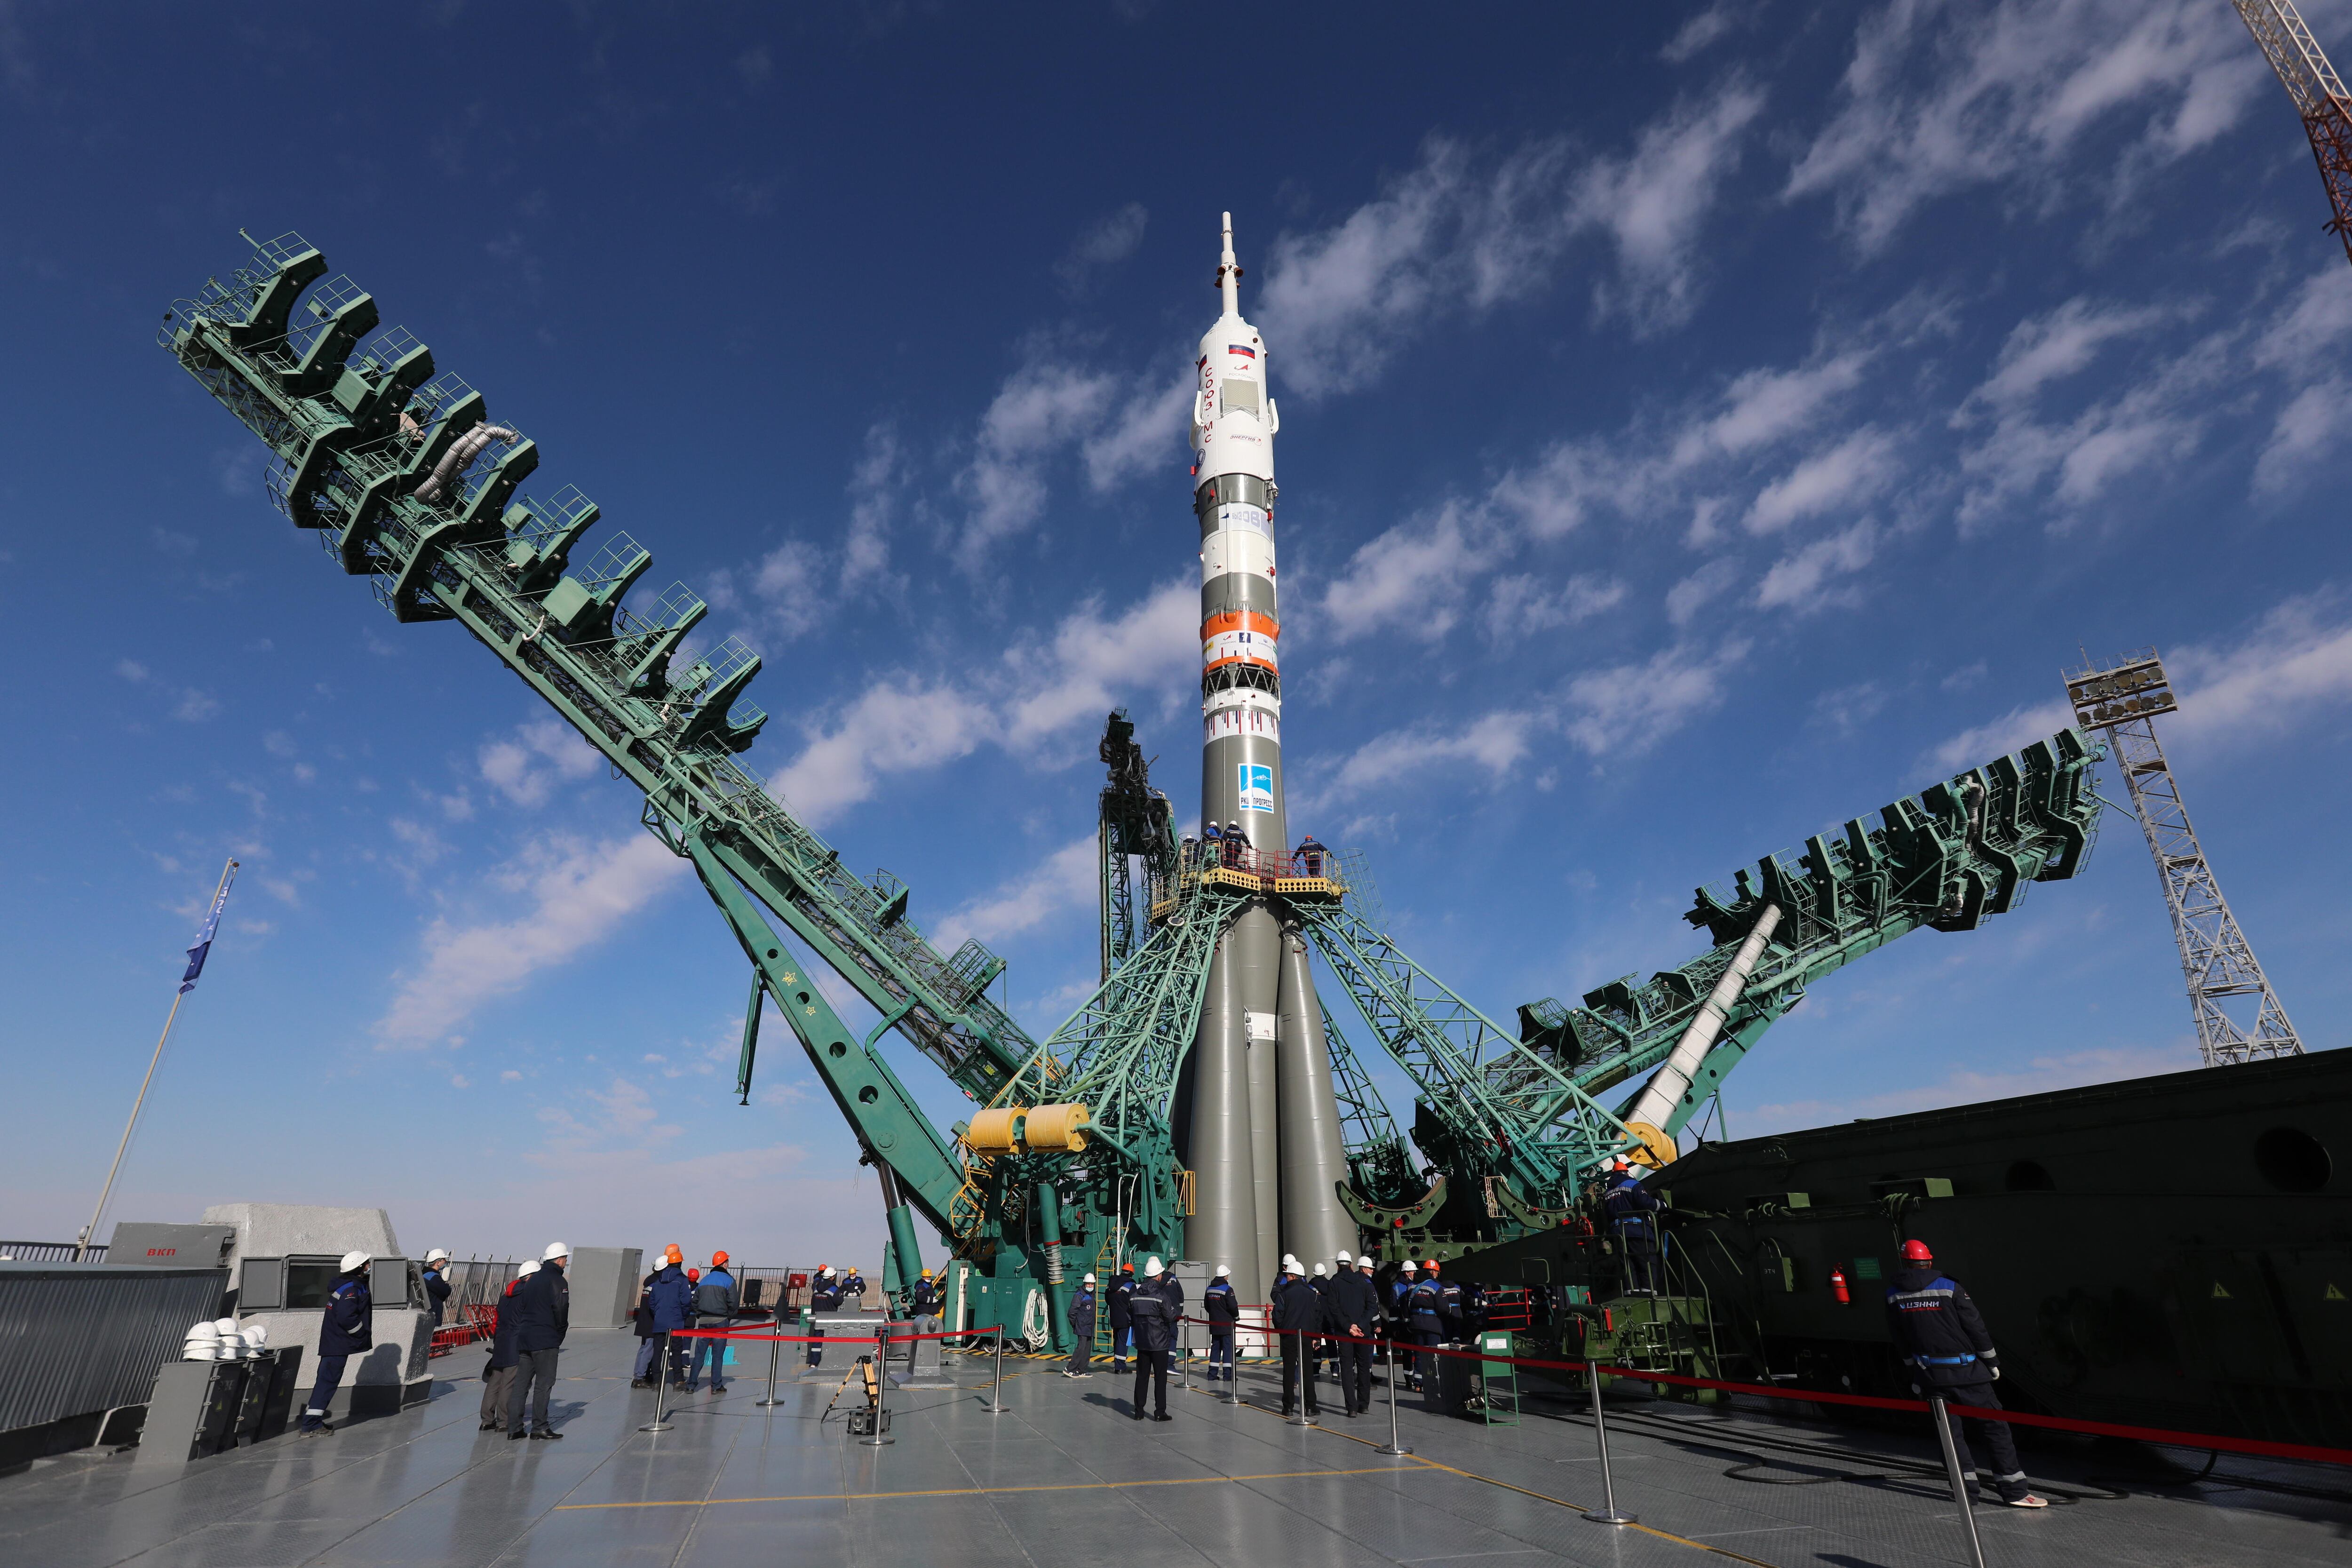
[1184,214,1353,1306]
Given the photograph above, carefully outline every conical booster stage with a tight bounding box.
[1184,214,1353,1307]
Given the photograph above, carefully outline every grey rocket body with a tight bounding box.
[1183,215,1356,1307]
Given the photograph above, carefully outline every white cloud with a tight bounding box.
[1744,429,1898,534]
[2166,591,2352,743]
[1925,698,2074,773]
[376,834,689,1044]
[479,719,603,807]
[1788,0,2265,254]
[1571,82,1767,330]
[1484,573,1625,644]
[1662,3,1743,64]
[955,357,1121,566]
[1317,501,1500,645]
[1002,580,1196,745]
[934,837,1097,949]
[173,689,221,722]
[2254,378,2352,494]
[841,422,904,593]
[1956,297,2178,420]
[1324,710,1538,800]
[1081,375,1192,493]
[1056,201,1149,287]
[1755,520,1877,610]
[2252,267,2352,375]
[1558,638,1749,756]
[1665,558,1741,627]
[771,681,993,828]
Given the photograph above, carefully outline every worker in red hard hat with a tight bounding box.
[1604,1161,1663,1295]
[1885,1239,2047,1509]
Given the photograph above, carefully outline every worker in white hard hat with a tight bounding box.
[482,1259,538,1431]
[1126,1257,1180,1421]
[1327,1246,1381,1416]
[1202,1265,1241,1383]
[506,1242,571,1440]
[297,1250,374,1435]
[421,1249,453,1328]
[1065,1272,1099,1378]
[808,1266,844,1369]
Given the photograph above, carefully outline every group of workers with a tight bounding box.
[1187,824,1327,876]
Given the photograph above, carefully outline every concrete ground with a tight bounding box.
[1,1327,2345,1567]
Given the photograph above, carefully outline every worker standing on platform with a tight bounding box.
[1308,1261,1333,1386]
[1224,820,1245,869]
[1273,1258,1328,1419]
[481,1259,534,1430]
[1297,835,1326,876]
[1202,1265,1240,1382]
[630,1256,663,1386]
[1327,1252,1379,1417]
[297,1250,372,1435]
[840,1266,866,1309]
[1127,1257,1176,1421]
[1108,1261,1137,1374]
[1065,1272,1098,1377]
[809,1265,843,1368]
[685,1251,738,1393]
[1405,1263,1445,1393]
[1885,1240,2048,1509]
[507,1242,570,1440]
[422,1250,452,1327]
[1604,1162,1663,1296]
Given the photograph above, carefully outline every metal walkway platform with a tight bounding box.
[1,1329,2344,1567]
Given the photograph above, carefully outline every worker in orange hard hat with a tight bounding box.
[685,1251,739,1393]
[1887,1240,2046,1508]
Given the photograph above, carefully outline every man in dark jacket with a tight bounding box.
[422,1250,453,1327]
[1327,1254,1382,1416]
[630,1252,667,1387]
[481,1260,535,1430]
[685,1251,739,1393]
[808,1265,843,1368]
[1126,1257,1178,1421]
[1604,1163,1663,1295]
[1107,1262,1137,1374]
[1273,1259,1329,1419]
[507,1242,572,1440]
[642,1246,694,1386]
[1405,1265,1445,1393]
[298,1250,373,1435]
[1064,1272,1098,1377]
[1885,1240,2047,1508]
[1201,1266,1240,1383]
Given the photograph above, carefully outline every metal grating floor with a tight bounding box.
[1,1329,2345,1568]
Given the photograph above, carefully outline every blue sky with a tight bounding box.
[4,2,2348,1269]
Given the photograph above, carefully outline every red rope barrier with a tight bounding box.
[1177,1317,2352,1468]
[666,1323,1004,1345]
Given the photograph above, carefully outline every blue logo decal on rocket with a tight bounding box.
[1238,762,1274,813]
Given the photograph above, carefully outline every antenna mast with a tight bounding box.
[2234,0,2352,266]
[2066,651,2304,1066]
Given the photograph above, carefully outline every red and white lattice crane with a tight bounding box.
[2235,0,2352,265]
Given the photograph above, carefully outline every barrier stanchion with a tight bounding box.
[982,1328,1009,1414]
[860,1329,893,1446]
[1928,1393,1991,1568]
[755,1332,784,1408]
[1375,1323,1413,1457]
[1580,1354,1635,1526]
[638,1333,675,1433]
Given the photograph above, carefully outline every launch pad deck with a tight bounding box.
[1,1330,2343,1568]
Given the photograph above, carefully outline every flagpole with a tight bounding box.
[75,857,238,1262]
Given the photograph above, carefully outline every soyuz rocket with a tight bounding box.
[1184,214,1354,1305]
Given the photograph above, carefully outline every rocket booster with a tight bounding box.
[1185,214,1354,1305]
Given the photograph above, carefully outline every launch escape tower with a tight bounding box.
[2066,652,2304,1067]
[161,225,2108,1348]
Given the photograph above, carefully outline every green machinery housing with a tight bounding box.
[161,231,2106,1350]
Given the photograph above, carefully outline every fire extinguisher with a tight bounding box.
[1829,1266,1851,1306]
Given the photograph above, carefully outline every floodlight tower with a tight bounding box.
[2065,651,2304,1066]
[2234,0,2352,268]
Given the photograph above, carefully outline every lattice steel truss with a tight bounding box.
[2067,652,2304,1067]
[2236,0,2352,269]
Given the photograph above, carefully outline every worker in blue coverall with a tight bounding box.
[1107,1262,1138,1373]
[685,1251,738,1392]
[1604,1161,1663,1295]
[422,1249,453,1327]
[1406,1264,1446,1393]
[298,1250,373,1435]
[1886,1240,2048,1509]
[1201,1266,1240,1382]
[640,1244,694,1387]
[808,1265,843,1367]
[1065,1273,1098,1377]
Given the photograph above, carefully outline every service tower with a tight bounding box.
[1185,214,1353,1305]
